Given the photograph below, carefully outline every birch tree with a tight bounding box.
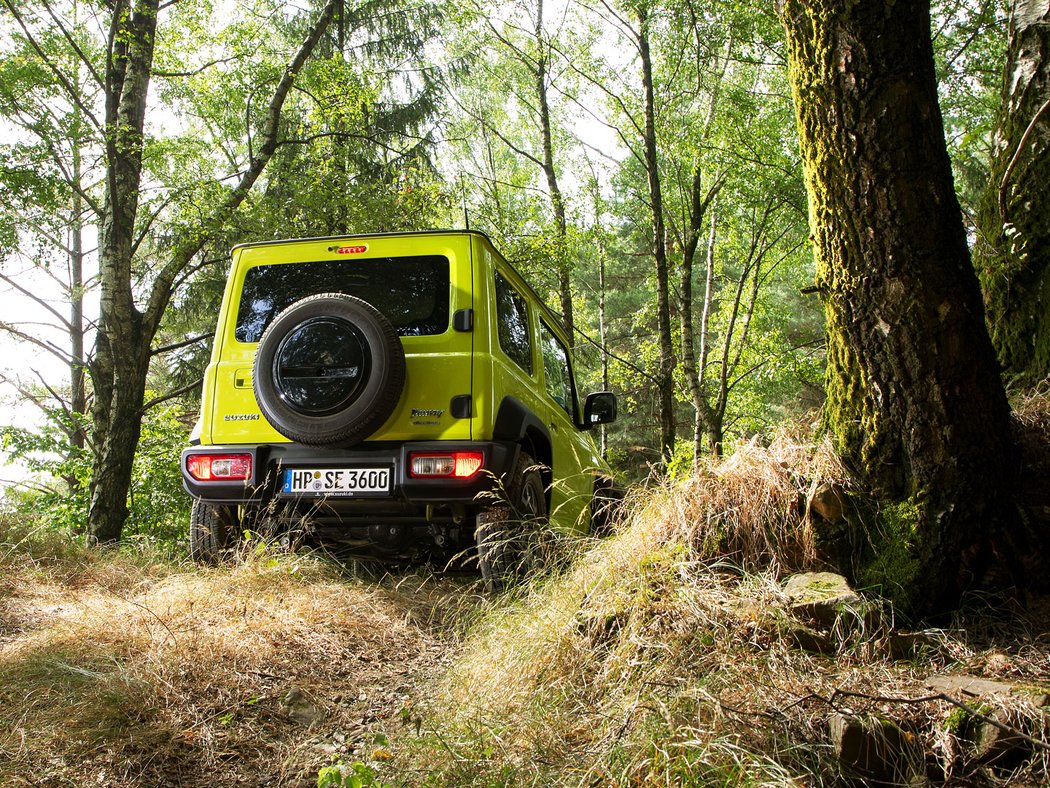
[2,0,339,542]
[975,0,1050,383]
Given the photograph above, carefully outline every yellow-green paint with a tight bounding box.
[197,230,607,533]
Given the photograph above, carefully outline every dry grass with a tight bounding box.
[3,423,1050,786]
[0,527,462,786]
[403,432,1050,786]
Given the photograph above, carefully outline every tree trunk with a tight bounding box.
[87,0,160,543]
[85,0,338,543]
[597,226,609,458]
[534,0,574,345]
[67,142,88,497]
[637,7,676,460]
[680,173,720,465]
[975,0,1050,384]
[779,0,1019,617]
[696,206,718,457]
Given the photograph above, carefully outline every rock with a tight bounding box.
[808,482,848,523]
[924,674,1050,705]
[925,675,1050,769]
[281,686,326,726]
[829,712,924,786]
[885,631,943,662]
[783,572,865,628]
[974,709,1030,768]
[784,622,836,655]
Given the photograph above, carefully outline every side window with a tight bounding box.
[540,321,575,419]
[494,270,533,374]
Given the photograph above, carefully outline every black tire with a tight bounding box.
[477,452,548,593]
[189,499,237,564]
[590,477,625,537]
[252,293,406,447]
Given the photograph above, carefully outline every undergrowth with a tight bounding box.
[3,424,1050,786]
[0,524,455,786]
[390,431,1050,786]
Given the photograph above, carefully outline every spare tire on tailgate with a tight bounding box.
[252,293,406,446]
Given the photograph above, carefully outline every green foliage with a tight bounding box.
[126,403,193,545]
[0,407,90,531]
[664,439,696,480]
[1,401,190,547]
[317,760,389,788]
[932,0,1009,219]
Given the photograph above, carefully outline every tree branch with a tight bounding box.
[150,332,214,357]
[38,0,105,89]
[1,0,103,131]
[0,323,74,365]
[140,378,203,412]
[153,54,246,78]
[572,324,659,385]
[999,97,1050,219]
[0,273,74,333]
[141,0,339,335]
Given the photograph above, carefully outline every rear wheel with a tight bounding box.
[476,452,548,593]
[189,500,238,564]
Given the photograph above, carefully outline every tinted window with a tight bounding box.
[494,270,532,374]
[540,321,575,418]
[235,255,450,343]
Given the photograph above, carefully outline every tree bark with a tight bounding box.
[679,174,720,462]
[68,141,88,494]
[533,0,574,345]
[975,0,1050,384]
[637,6,676,461]
[87,0,161,542]
[779,0,1019,617]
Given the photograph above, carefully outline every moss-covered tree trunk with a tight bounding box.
[779,0,1019,617]
[975,0,1050,384]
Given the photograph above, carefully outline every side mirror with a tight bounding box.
[584,392,617,428]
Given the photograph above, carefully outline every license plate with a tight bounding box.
[280,467,392,497]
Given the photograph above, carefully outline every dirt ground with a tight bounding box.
[0,554,475,787]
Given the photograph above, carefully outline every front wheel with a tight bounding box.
[476,452,548,593]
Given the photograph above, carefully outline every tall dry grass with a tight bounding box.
[402,431,1050,786]
[0,529,448,786]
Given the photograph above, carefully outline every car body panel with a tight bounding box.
[187,230,612,538]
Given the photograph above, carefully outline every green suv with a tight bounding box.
[181,231,618,583]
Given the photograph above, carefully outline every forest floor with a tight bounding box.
[3,414,1050,786]
[0,546,478,786]
[3,531,1049,788]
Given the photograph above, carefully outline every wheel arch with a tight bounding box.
[493,396,553,500]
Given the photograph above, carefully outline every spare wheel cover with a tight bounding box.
[252,293,406,446]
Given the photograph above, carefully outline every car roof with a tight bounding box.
[231,229,573,347]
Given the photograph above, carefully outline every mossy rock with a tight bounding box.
[783,571,869,628]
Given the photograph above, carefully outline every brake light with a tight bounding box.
[186,453,252,481]
[334,245,367,254]
[409,451,484,478]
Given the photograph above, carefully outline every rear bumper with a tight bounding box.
[181,441,520,506]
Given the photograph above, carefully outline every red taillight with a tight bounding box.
[186,453,252,481]
[335,245,367,254]
[409,451,484,478]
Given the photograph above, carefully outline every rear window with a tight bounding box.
[235,255,450,343]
